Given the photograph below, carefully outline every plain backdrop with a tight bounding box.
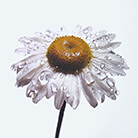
[0,0,138,138]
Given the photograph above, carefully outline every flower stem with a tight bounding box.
[55,101,66,138]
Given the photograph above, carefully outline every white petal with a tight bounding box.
[95,76,117,100]
[26,67,53,100]
[92,34,116,47]
[63,74,80,109]
[32,86,47,104]
[92,42,121,52]
[90,30,107,40]
[91,57,126,76]
[54,87,65,110]
[80,73,98,108]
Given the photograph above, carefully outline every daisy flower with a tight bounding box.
[11,25,129,110]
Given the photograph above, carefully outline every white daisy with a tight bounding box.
[11,25,129,110]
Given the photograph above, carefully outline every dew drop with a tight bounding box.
[109,94,116,100]
[110,88,114,93]
[115,90,120,95]
[91,88,95,93]
[53,73,58,79]
[40,59,45,65]
[97,72,106,80]
[100,63,105,69]
[85,72,95,85]
[51,83,58,93]
[63,86,67,90]
[38,73,48,85]
[65,91,70,97]
[32,79,37,85]
[106,78,115,87]
[60,74,64,78]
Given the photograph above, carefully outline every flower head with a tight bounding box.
[11,25,129,109]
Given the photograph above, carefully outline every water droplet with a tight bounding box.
[33,45,38,51]
[115,90,120,95]
[106,78,115,87]
[110,88,114,93]
[109,94,116,100]
[100,63,105,69]
[60,74,64,78]
[91,88,95,93]
[65,91,70,97]
[38,73,48,85]
[85,72,95,85]
[53,73,58,79]
[97,72,106,80]
[40,59,45,65]
[51,83,58,93]
[63,86,67,90]
[32,79,37,85]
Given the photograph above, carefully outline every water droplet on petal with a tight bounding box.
[100,63,105,69]
[60,74,64,78]
[85,72,95,85]
[106,78,115,87]
[109,94,116,100]
[32,79,37,85]
[51,83,58,93]
[91,88,95,93]
[38,72,48,85]
[65,91,70,97]
[115,90,120,95]
[110,88,114,93]
[97,72,106,80]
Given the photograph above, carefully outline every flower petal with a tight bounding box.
[54,87,65,110]
[92,34,116,47]
[63,74,80,109]
[80,74,98,108]
[91,57,126,76]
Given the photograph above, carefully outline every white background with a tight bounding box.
[0,0,138,138]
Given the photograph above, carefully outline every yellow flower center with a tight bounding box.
[47,36,92,74]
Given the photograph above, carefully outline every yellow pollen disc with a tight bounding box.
[47,35,92,73]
